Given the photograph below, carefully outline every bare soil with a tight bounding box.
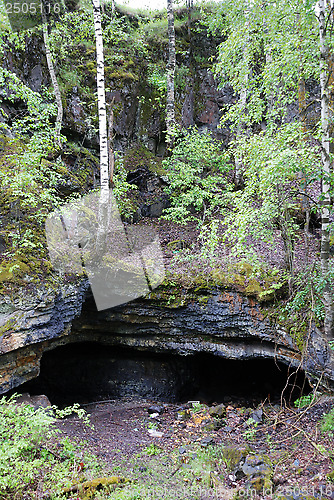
[55,395,334,500]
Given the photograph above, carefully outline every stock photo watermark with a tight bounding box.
[45,190,165,311]
[2,0,68,30]
[102,483,334,499]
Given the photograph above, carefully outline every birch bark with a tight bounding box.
[319,0,334,337]
[42,16,63,149]
[234,6,249,187]
[92,0,109,199]
[166,0,176,148]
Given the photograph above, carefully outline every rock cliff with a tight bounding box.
[0,283,333,397]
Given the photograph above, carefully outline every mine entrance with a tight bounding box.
[20,342,311,407]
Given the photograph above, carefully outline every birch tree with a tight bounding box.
[234,5,249,187]
[92,0,109,199]
[41,11,63,149]
[318,0,334,337]
[91,0,111,261]
[166,0,176,148]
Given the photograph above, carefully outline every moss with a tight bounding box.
[63,476,128,499]
[244,277,264,296]
[85,61,96,74]
[0,258,30,283]
[0,317,17,337]
[107,70,139,81]
[327,470,334,481]
[123,143,166,177]
[167,240,188,251]
[221,446,249,471]
[264,304,309,353]
[236,260,253,277]
[148,261,287,309]
[289,322,307,351]
[230,272,246,288]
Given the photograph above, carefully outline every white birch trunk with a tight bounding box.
[92,0,109,200]
[108,97,115,185]
[92,0,110,258]
[166,0,176,148]
[234,7,249,187]
[42,16,63,149]
[319,0,334,337]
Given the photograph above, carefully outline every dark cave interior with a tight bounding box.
[19,341,311,407]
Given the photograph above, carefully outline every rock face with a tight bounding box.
[1,12,331,403]
[0,281,89,393]
[0,16,231,155]
[0,285,333,398]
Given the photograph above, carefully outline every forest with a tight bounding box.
[1,0,334,498]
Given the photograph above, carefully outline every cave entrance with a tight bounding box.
[20,342,311,407]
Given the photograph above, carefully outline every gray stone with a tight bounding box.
[242,454,269,477]
[209,403,226,418]
[16,392,52,411]
[148,405,164,415]
[200,436,215,447]
[250,409,263,424]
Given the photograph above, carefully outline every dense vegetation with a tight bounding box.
[1,0,334,497]
[0,0,333,334]
[0,0,333,343]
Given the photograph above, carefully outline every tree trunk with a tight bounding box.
[166,0,176,148]
[42,16,63,149]
[319,0,334,337]
[92,0,110,259]
[186,0,192,42]
[297,10,310,256]
[234,7,249,188]
[92,0,109,199]
[108,97,115,186]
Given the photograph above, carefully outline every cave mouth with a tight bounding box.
[20,342,311,407]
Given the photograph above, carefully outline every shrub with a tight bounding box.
[0,394,98,499]
[162,127,231,224]
[321,408,334,437]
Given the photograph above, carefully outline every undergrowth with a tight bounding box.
[0,394,100,499]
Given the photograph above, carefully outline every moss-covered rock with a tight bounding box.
[62,476,128,499]
[124,143,166,177]
[244,277,264,296]
[219,446,250,472]
[242,453,273,491]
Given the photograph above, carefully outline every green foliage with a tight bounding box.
[113,157,139,219]
[0,395,99,499]
[142,444,162,456]
[281,264,333,326]
[321,408,334,437]
[199,219,220,259]
[0,2,10,32]
[222,122,320,269]
[204,0,320,129]
[48,10,148,78]
[0,134,63,264]
[163,127,232,224]
[146,63,167,106]
[0,68,57,135]
[243,417,259,441]
[52,402,92,427]
[175,64,190,92]
[146,421,158,430]
[190,401,206,413]
[294,394,316,409]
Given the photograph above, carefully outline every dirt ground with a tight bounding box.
[55,395,334,500]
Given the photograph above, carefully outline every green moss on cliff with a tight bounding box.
[124,143,166,176]
[147,260,286,309]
